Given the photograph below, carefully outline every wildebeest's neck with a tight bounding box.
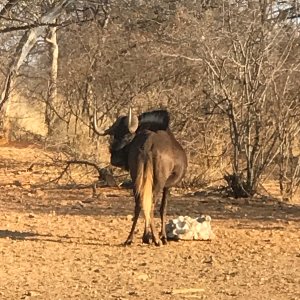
[138,110,169,132]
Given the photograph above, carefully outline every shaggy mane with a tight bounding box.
[138,110,170,132]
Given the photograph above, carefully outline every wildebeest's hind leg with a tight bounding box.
[124,193,141,246]
[148,186,164,246]
[142,203,152,244]
[149,201,162,246]
[159,187,169,245]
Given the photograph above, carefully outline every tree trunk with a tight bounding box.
[0,0,75,139]
[45,26,58,135]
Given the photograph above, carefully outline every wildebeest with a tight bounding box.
[93,108,187,246]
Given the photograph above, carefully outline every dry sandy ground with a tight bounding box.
[0,143,299,300]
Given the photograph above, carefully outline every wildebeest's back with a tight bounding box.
[128,129,187,189]
[152,130,187,188]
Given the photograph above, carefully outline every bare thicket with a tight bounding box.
[189,3,300,198]
[0,0,299,199]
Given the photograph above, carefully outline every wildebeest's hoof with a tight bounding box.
[142,233,152,244]
[159,232,168,245]
[123,239,133,246]
[161,237,168,245]
[154,239,163,247]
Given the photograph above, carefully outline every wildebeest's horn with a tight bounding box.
[92,111,109,136]
[127,108,139,133]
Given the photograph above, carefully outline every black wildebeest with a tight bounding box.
[93,109,187,246]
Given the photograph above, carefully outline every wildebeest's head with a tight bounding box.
[93,108,170,169]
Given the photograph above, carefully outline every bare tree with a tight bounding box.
[201,5,300,196]
[0,0,76,110]
[1,0,299,197]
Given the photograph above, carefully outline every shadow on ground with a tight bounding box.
[1,184,299,224]
[0,229,126,247]
[0,229,52,240]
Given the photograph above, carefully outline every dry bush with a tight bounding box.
[1,1,300,198]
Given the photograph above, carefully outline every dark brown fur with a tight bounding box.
[105,110,187,245]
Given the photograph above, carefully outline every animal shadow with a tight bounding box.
[0,229,51,240]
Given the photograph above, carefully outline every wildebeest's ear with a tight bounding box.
[126,108,139,133]
[110,132,135,151]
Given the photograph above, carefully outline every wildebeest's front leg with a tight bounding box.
[142,204,153,244]
[142,219,152,244]
[160,187,169,244]
[146,186,164,246]
[124,193,141,245]
[149,199,162,246]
